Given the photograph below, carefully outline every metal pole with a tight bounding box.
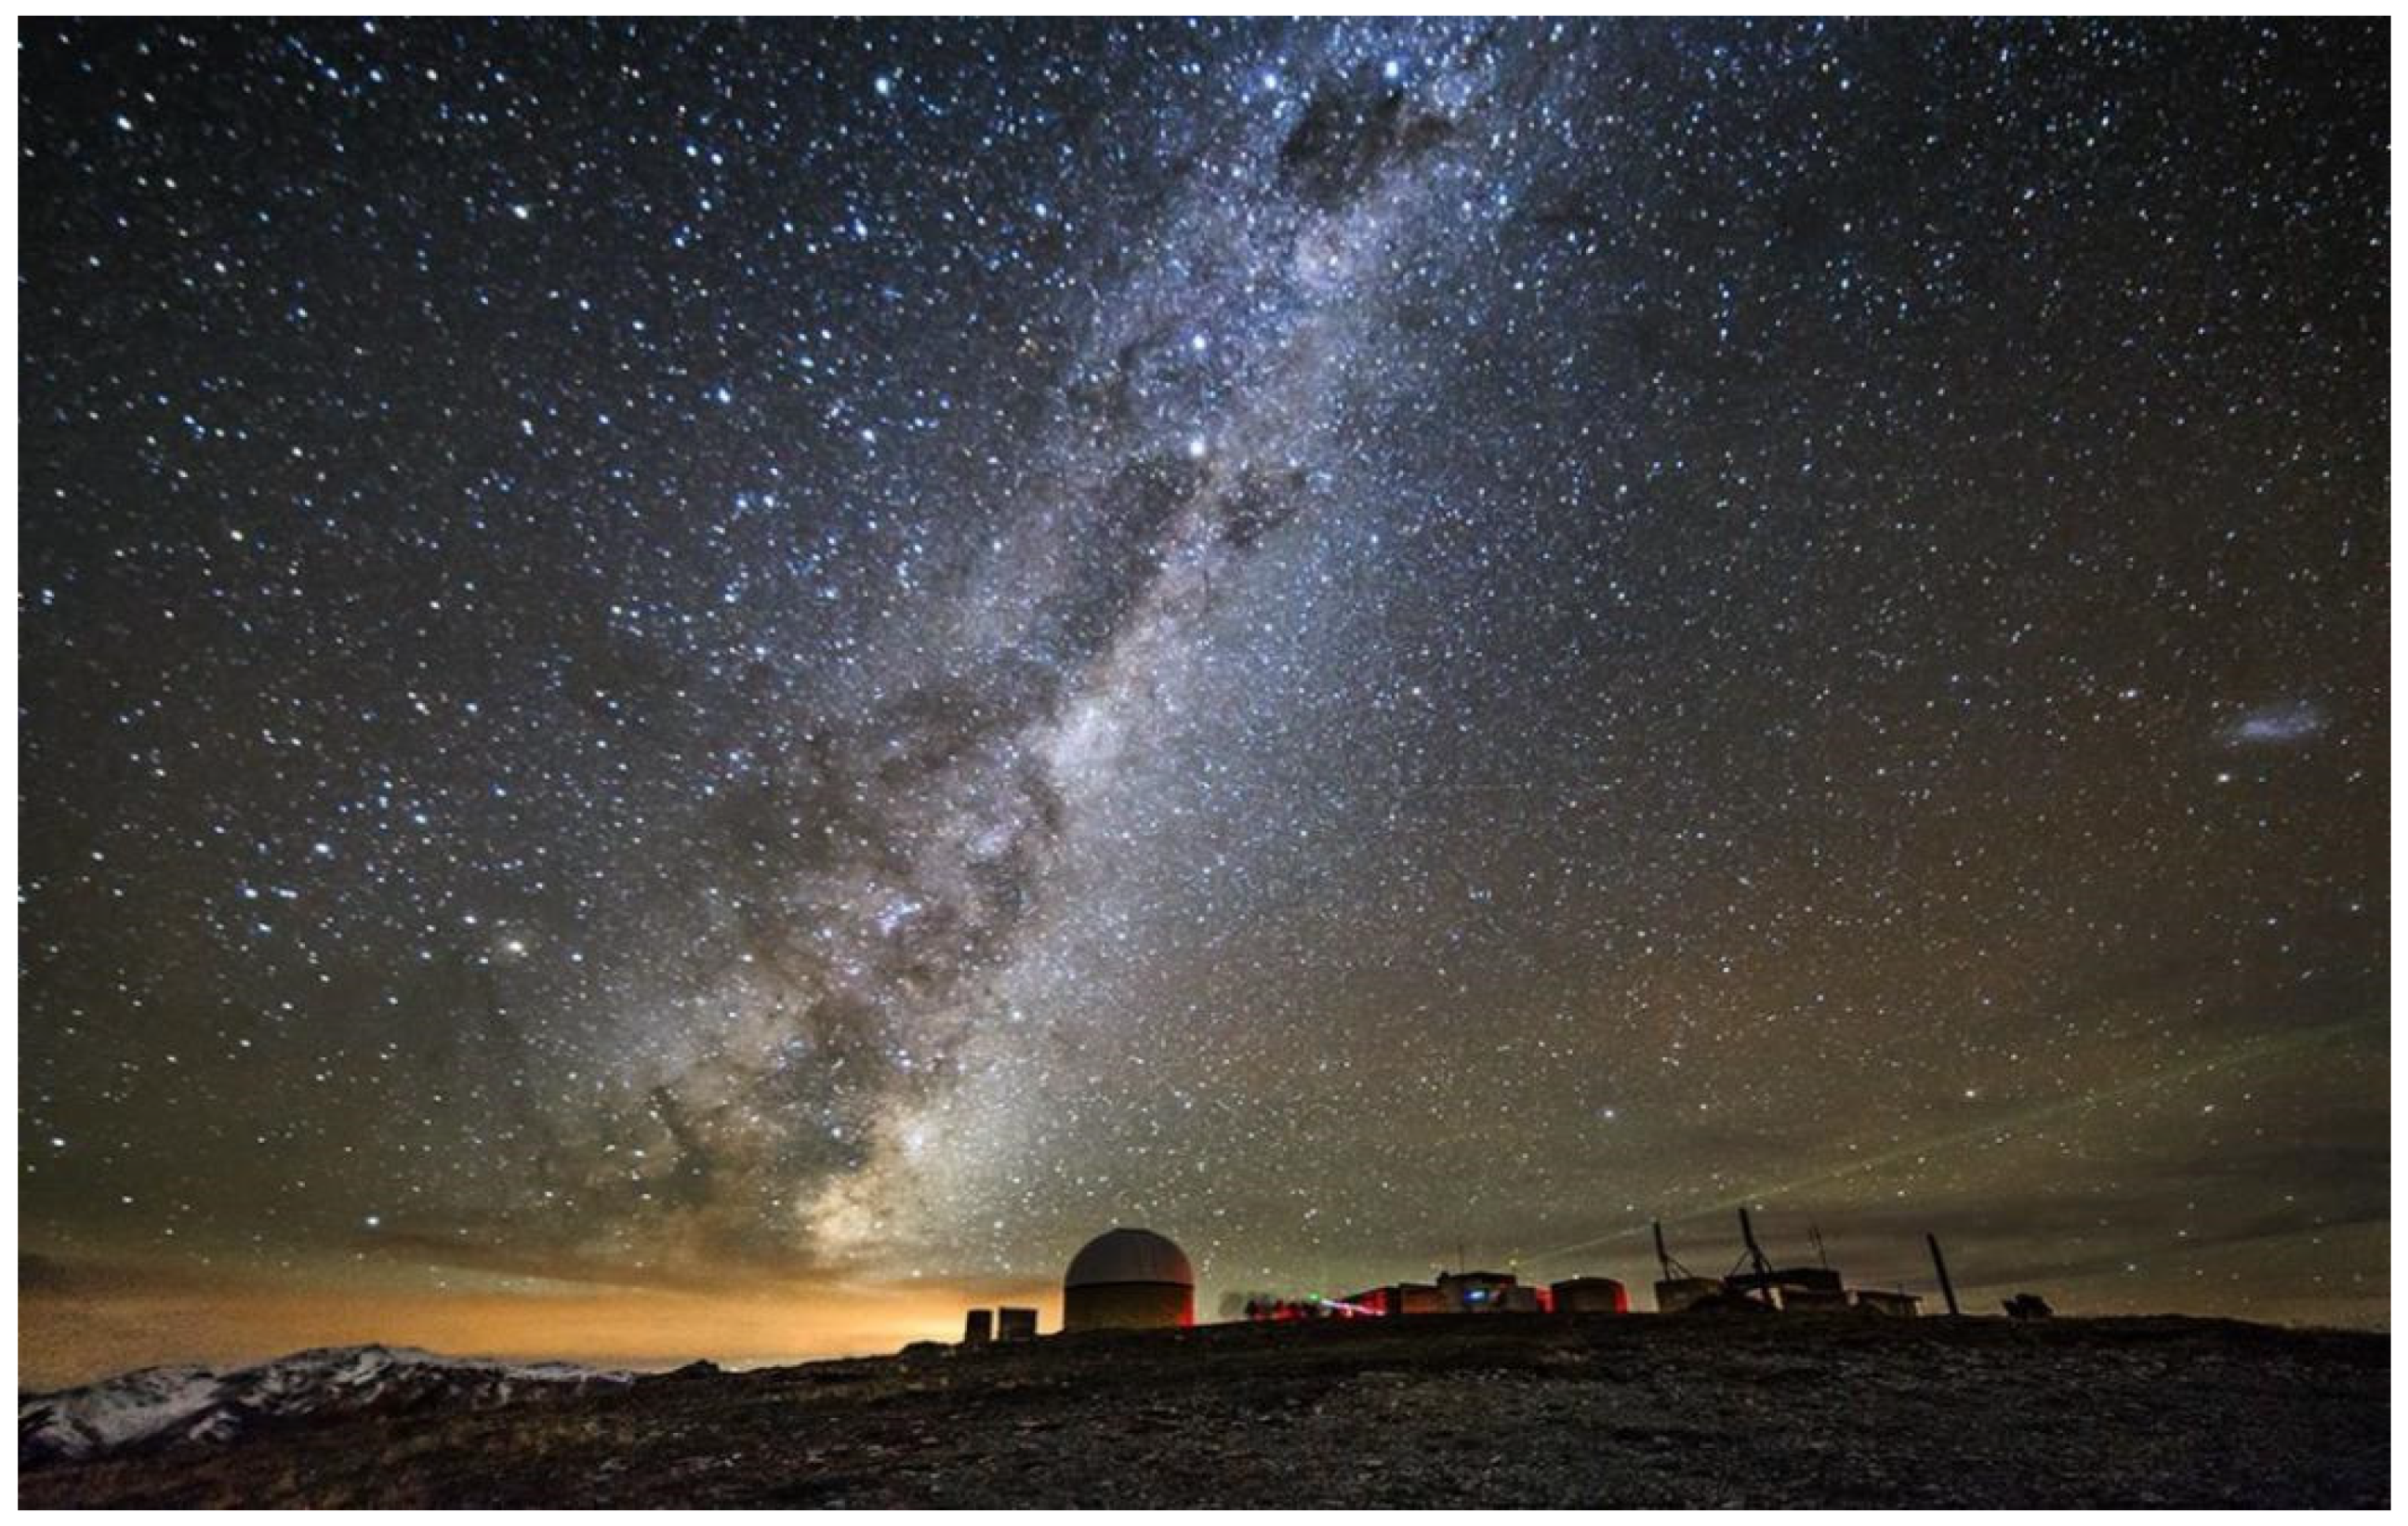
[1926,1233,1961,1316]
[1739,1209,1777,1306]
[1739,1208,1772,1276]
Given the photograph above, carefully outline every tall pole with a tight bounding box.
[1739,1208,1777,1306]
[1738,1208,1773,1277]
[1926,1233,1961,1317]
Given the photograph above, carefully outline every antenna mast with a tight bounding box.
[1651,1219,1691,1281]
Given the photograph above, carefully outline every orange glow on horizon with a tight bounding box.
[19,1274,1064,1391]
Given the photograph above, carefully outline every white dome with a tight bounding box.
[1065,1227,1193,1289]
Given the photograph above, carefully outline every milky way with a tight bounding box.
[20,19,2388,1374]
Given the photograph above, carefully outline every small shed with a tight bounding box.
[1550,1276,1632,1314]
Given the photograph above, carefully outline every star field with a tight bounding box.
[19,19,2388,1377]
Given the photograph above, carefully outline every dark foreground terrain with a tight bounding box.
[20,1315,2387,1507]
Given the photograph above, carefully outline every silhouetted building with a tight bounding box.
[1550,1276,1632,1314]
[1653,1276,1725,1313]
[1778,1285,1853,1312]
[1438,1269,1539,1311]
[1334,1269,1591,1317]
[1062,1227,1195,1331]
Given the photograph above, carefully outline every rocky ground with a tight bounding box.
[20,1314,2388,1507]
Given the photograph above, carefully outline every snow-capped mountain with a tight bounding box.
[20,1345,631,1466]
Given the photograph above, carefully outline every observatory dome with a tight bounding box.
[1065,1227,1194,1289]
[1062,1227,1195,1331]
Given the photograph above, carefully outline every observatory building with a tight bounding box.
[1063,1227,1195,1331]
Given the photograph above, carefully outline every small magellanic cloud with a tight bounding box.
[2226,701,2326,747]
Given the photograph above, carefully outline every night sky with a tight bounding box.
[19,19,2389,1384]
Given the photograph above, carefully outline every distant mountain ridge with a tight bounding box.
[20,1344,630,1466]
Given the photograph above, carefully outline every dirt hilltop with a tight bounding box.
[20,1314,2388,1507]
